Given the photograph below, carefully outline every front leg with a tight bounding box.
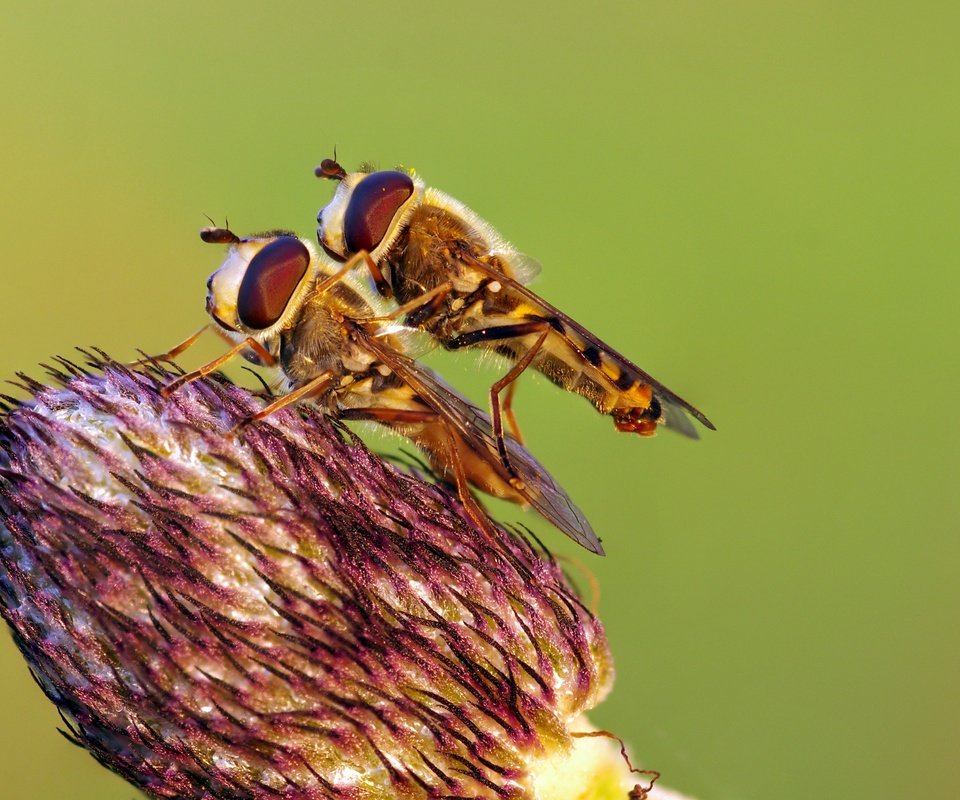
[132,323,213,367]
[231,371,333,434]
[162,337,276,397]
[314,249,393,298]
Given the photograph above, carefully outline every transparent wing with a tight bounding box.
[369,322,437,360]
[358,326,603,554]
[506,252,542,285]
[661,398,700,439]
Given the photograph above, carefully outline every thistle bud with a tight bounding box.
[0,355,684,799]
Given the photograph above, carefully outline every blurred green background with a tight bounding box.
[2,2,957,798]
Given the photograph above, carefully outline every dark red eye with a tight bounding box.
[343,171,414,254]
[236,237,310,330]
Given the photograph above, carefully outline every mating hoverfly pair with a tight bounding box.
[161,158,714,556]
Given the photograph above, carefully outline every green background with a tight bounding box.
[2,2,957,798]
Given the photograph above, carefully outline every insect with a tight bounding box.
[315,157,714,469]
[161,227,603,555]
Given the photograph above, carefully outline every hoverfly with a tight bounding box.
[315,157,714,469]
[161,227,602,555]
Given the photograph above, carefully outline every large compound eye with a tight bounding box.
[343,171,414,254]
[236,237,310,330]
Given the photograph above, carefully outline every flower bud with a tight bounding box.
[0,355,679,799]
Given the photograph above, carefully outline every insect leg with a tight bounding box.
[338,405,500,539]
[131,323,213,367]
[448,319,554,474]
[314,250,392,298]
[363,281,454,324]
[434,420,503,540]
[502,381,524,444]
[487,328,550,473]
[231,370,334,433]
[162,337,276,397]
[339,407,441,424]
[446,318,557,350]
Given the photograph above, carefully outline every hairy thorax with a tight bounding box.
[388,204,520,317]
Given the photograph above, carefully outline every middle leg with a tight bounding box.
[448,319,554,474]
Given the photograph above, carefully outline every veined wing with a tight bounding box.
[460,251,715,435]
[357,324,603,555]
